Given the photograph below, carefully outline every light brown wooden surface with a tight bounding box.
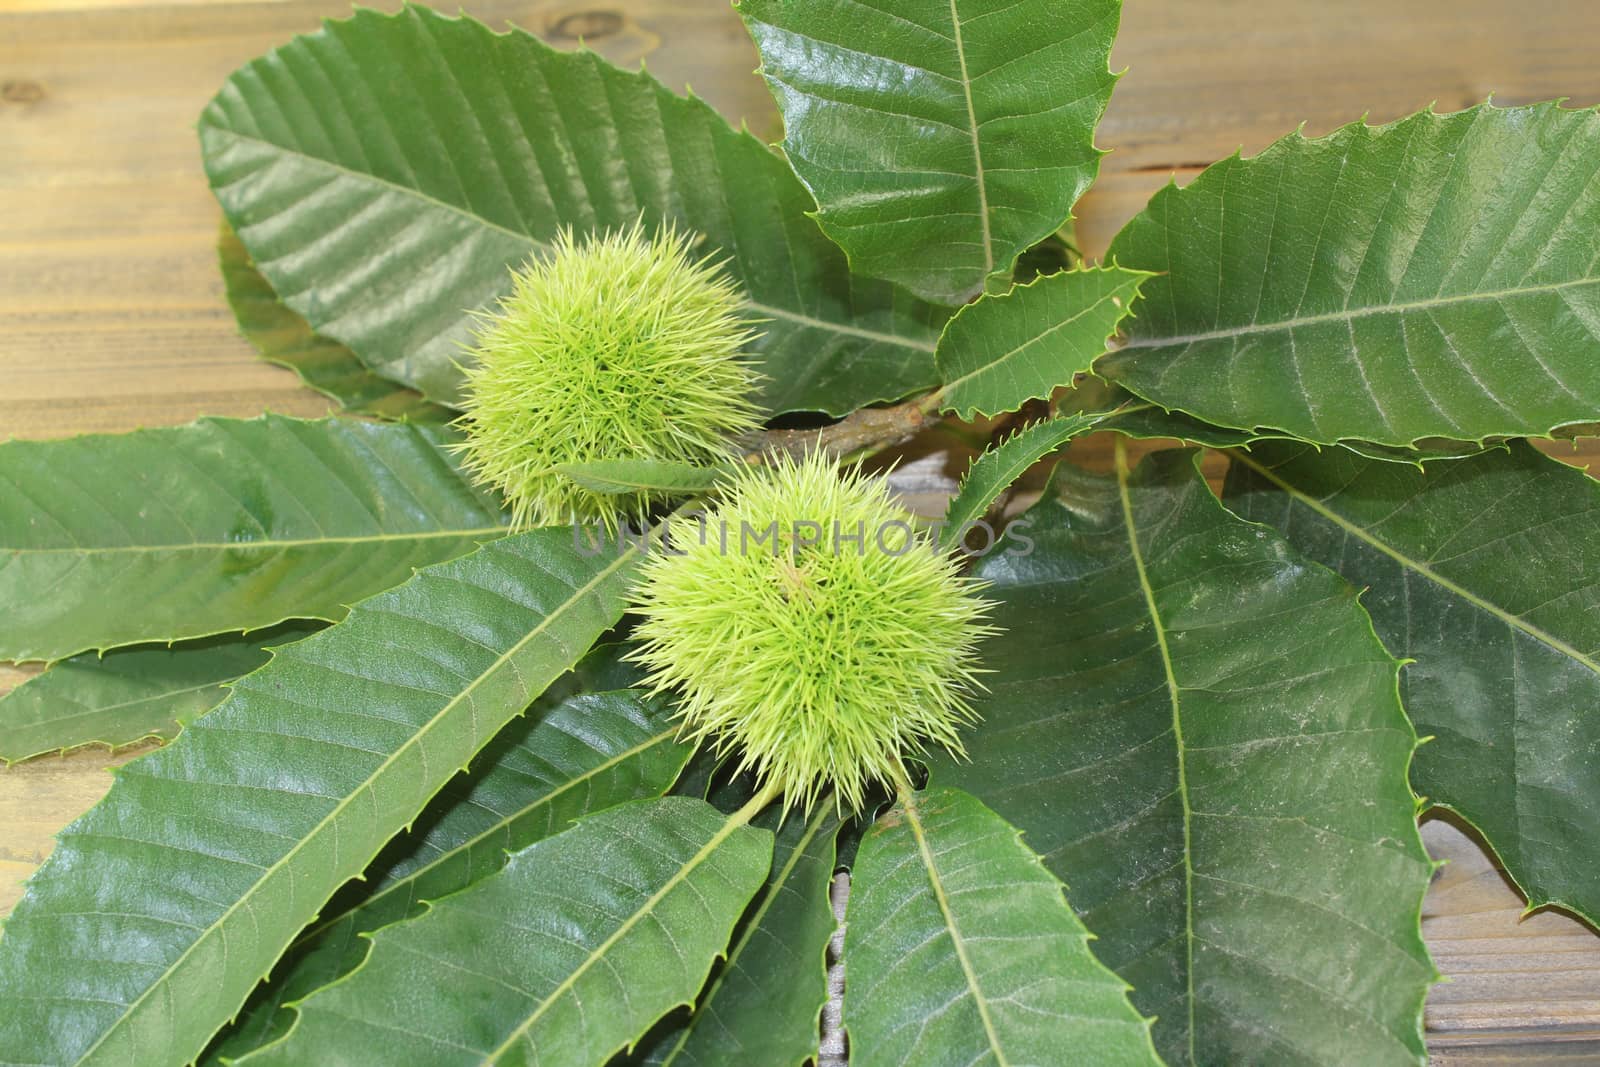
[1426,816,1600,1063]
[3,0,1600,1058]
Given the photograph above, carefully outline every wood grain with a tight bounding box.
[0,742,148,918]
[1425,816,1600,1063]
[3,0,1599,1056]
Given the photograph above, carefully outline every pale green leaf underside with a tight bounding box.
[1101,103,1600,447]
[1057,384,1494,466]
[940,412,1101,550]
[0,623,319,764]
[931,450,1436,1064]
[555,459,724,496]
[0,414,507,662]
[218,224,448,421]
[845,786,1159,1067]
[248,798,772,1066]
[201,6,946,417]
[937,266,1149,419]
[738,0,1120,304]
[205,681,690,1063]
[1225,441,1600,929]
[1068,385,1491,463]
[0,529,639,1067]
[635,804,841,1067]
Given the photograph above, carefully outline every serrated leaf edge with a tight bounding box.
[202,5,941,413]
[737,0,1125,305]
[241,797,774,1065]
[1103,99,1600,449]
[45,539,638,1065]
[1199,447,1445,1057]
[937,266,1153,420]
[653,803,839,1066]
[939,412,1103,550]
[1226,445,1600,932]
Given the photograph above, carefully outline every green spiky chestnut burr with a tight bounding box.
[628,451,996,813]
[454,222,763,529]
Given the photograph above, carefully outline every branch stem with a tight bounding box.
[746,392,941,466]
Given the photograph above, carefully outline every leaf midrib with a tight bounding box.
[1115,439,1199,1065]
[5,678,221,737]
[206,127,937,357]
[946,0,994,281]
[12,526,508,556]
[942,416,1093,547]
[1116,275,1600,351]
[290,723,679,953]
[941,284,1134,405]
[481,804,752,1062]
[1230,450,1600,678]
[71,544,637,1067]
[903,789,1009,1066]
[657,806,831,1067]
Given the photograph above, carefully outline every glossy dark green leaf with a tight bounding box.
[1101,103,1600,447]
[249,798,772,1066]
[671,745,738,805]
[0,529,640,1067]
[0,623,319,764]
[555,459,725,496]
[206,683,691,1062]
[937,267,1149,419]
[844,786,1159,1067]
[201,6,946,417]
[218,224,449,421]
[1225,441,1600,929]
[0,414,507,662]
[931,448,1437,1064]
[940,412,1101,550]
[738,0,1121,303]
[635,804,841,1067]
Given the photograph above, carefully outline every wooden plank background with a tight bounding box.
[3,0,1599,1059]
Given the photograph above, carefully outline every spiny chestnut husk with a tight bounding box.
[454,221,763,529]
[628,451,997,813]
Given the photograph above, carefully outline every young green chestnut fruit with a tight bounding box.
[628,452,996,813]
[454,221,763,529]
